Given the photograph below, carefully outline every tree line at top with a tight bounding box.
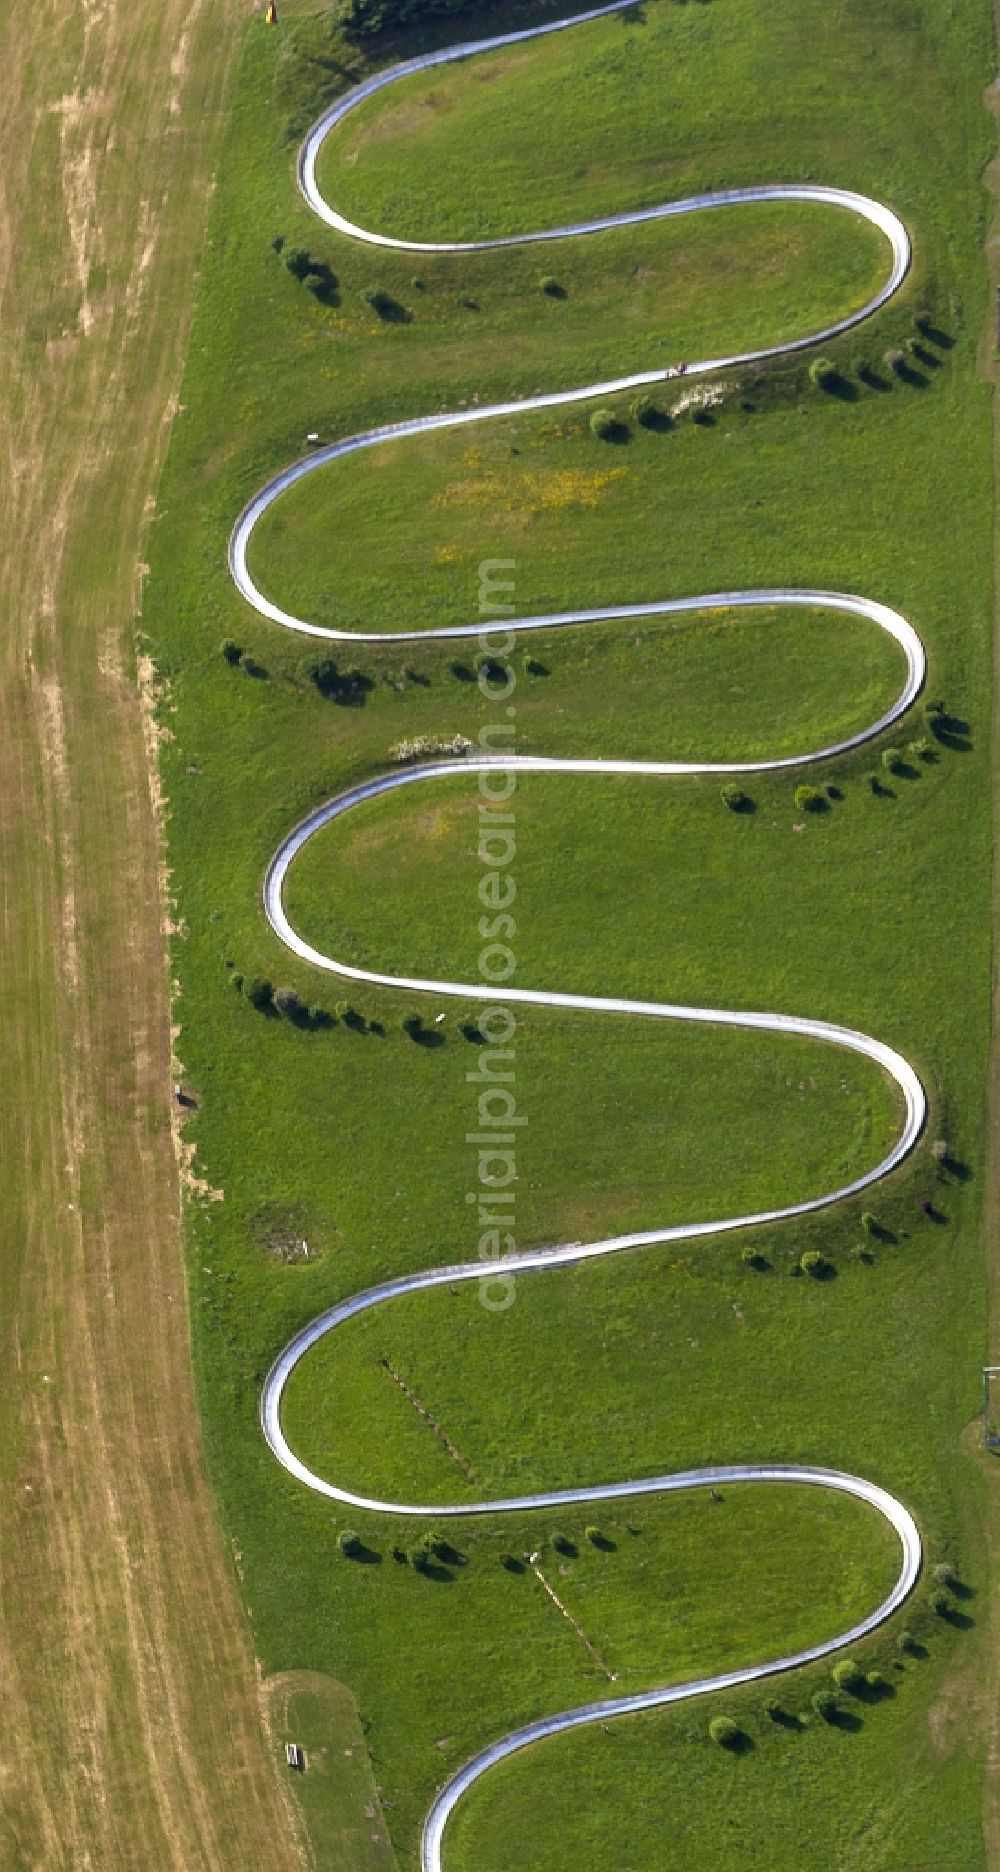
[336,0,483,40]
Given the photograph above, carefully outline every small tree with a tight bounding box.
[246,976,274,1011]
[338,1528,362,1558]
[709,1716,742,1748]
[794,784,826,813]
[800,1249,830,1278]
[589,407,621,441]
[811,1690,839,1723]
[721,782,751,812]
[275,986,304,1020]
[630,393,660,427]
[808,356,837,389]
[831,1657,865,1694]
[539,275,562,296]
[884,346,907,376]
[285,248,313,281]
[220,638,243,665]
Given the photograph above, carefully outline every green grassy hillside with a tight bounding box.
[143,0,995,1866]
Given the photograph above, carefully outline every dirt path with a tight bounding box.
[0,1,301,1865]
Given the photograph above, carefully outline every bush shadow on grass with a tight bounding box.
[346,1542,382,1566]
[864,1218,896,1242]
[943,1573,976,1603]
[930,710,973,753]
[413,1558,455,1583]
[858,364,892,393]
[371,296,411,324]
[918,321,955,350]
[719,1728,755,1755]
[938,1602,975,1630]
[817,371,858,402]
[853,1676,896,1706]
[403,1018,445,1048]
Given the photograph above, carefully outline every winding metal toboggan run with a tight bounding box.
[228,6,926,1865]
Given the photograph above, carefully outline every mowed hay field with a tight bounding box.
[143,1,998,1868]
[0,1,300,1867]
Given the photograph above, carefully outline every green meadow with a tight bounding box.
[143,0,996,1866]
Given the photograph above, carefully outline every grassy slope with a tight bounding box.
[142,0,995,1867]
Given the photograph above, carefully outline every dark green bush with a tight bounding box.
[246,976,274,1011]
[589,407,621,440]
[884,346,907,376]
[338,1528,362,1558]
[285,248,312,281]
[794,784,826,813]
[220,638,242,665]
[362,285,397,317]
[275,986,304,1020]
[811,1690,839,1723]
[800,1249,830,1277]
[339,0,483,40]
[721,782,751,812]
[708,1716,742,1748]
[630,393,660,427]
